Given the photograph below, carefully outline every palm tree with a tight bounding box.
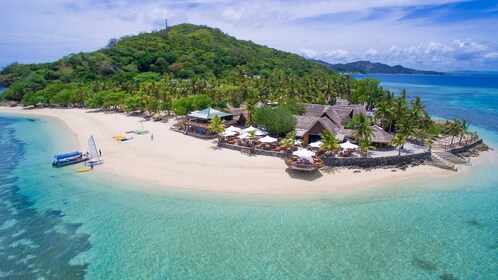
[445,118,461,146]
[390,132,406,156]
[358,139,376,157]
[279,131,296,150]
[347,113,374,143]
[458,118,469,143]
[319,130,340,151]
[245,99,257,125]
[207,115,225,142]
[395,117,415,148]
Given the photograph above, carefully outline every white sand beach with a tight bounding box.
[1,107,462,195]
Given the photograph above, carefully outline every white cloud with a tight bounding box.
[301,39,498,70]
[299,48,318,58]
[366,48,379,56]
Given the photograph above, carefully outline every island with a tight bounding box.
[316,60,444,75]
[0,24,488,194]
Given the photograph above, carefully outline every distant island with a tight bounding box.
[316,60,444,75]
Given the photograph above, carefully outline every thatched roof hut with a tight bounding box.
[152,112,162,122]
[370,125,394,144]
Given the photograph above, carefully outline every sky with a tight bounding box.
[0,0,497,71]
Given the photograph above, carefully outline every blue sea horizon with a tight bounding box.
[1,74,497,279]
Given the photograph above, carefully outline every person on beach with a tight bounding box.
[150,134,154,141]
[99,149,102,156]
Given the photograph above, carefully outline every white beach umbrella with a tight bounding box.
[243,126,256,133]
[243,126,267,136]
[292,149,316,158]
[238,133,251,139]
[259,135,278,143]
[309,141,323,148]
[254,128,267,136]
[222,131,237,137]
[340,141,358,150]
[225,125,241,132]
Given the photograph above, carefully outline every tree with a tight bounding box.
[124,96,144,111]
[346,113,374,143]
[458,118,469,143]
[281,99,307,115]
[207,115,225,141]
[445,118,461,146]
[253,106,296,135]
[279,131,296,150]
[191,94,213,110]
[390,132,406,156]
[395,117,415,148]
[319,130,339,151]
[172,97,193,116]
[358,139,376,157]
[245,99,257,125]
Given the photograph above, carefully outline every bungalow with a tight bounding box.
[370,125,394,146]
[295,103,368,145]
[183,107,233,137]
[295,116,346,145]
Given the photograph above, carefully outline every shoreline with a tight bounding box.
[0,106,482,195]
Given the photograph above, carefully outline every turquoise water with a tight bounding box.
[1,74,498,279]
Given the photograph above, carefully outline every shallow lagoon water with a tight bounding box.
[1,74,498,279]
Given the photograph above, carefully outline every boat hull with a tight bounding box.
[85,158,104,166]
[52,155,89,167]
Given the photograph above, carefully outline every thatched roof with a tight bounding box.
[370,125,393,144]
[319,116,340,132]
[303,104,329,118]
[294,115,342,138]
[295,116,319,130]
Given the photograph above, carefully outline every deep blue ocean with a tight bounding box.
[1,75,497,279]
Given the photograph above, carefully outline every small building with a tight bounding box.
[370,125,394,146]
[294,103,369,145]
[184,107,233,137]
[295,116,345,145]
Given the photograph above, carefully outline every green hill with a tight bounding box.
[0,24,331,100]
[3,24,389,113]
[317,60,443,75]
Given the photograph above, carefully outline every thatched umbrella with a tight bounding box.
[152,112,162,122]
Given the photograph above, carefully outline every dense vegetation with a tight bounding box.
[0,23,470,147]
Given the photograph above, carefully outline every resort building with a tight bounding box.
[294,103,367,145]
[227,101,393,146]
[183,107,233,137]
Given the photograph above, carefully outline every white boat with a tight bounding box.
[85,135,104,166]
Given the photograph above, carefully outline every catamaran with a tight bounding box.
[52,151,89,167]
[85,135,104,166]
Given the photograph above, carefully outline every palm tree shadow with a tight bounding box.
[285,169,323,181]
[208,139,223,151]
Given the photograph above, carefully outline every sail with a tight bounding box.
[88,136,99,159]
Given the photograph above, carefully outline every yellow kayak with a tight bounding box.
[75,168,91,173]
[113,135,125,141]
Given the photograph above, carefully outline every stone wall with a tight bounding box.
[322,152,432,168]
[219,143,289,158]
[220,142,431,167]
[449,139,483,155]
